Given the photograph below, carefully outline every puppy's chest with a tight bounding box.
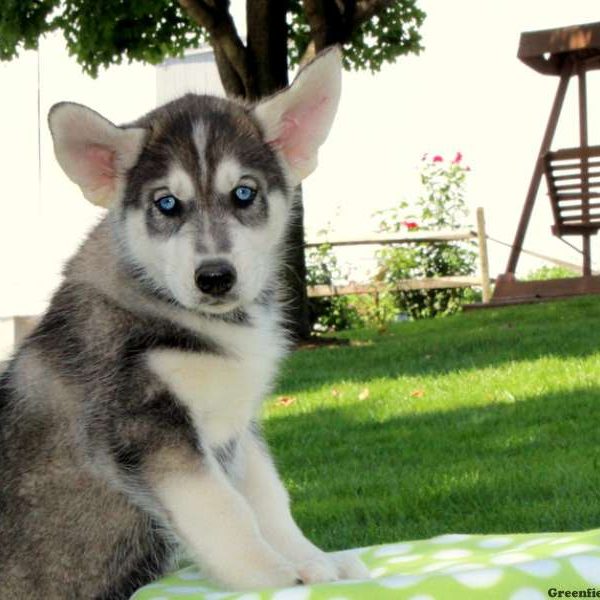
[146,325,282,447]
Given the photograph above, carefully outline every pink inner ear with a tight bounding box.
[269,96,329,167]
[81,144,116,189]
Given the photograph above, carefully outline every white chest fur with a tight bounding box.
[146,308,286,448]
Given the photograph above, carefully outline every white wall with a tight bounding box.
[157,49,224,104]
[0,33,156,321]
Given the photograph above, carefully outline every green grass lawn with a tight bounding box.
[262,296,600,552]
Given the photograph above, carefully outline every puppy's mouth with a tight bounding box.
[196,294,241,314]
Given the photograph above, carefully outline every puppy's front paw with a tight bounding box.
[210,550,300,590]
[297,554,339,584]
[247,559,301,589]
[329,550,371,579]
[296,550,370,584]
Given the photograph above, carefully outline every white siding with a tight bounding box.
[157,49,224,103]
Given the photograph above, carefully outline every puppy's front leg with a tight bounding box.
[152,449,299,590]
[233,430,370,583]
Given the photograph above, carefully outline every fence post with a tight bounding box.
[476,207,492,303]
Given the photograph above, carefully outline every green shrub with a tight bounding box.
[376,153,479,320]
[350,292,398,333]
[305,242,362,332]
[525,265,579,281]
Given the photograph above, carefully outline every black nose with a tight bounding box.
[195,261,237,296]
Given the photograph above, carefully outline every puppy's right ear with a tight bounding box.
[48,103,145,208]
[253,46,342,187]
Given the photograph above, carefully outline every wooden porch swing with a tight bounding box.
[493,21,600,304]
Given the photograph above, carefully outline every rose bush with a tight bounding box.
[376,153,480,320]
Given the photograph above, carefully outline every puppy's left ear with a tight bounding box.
[253,46,342,186]
[48,102,146,207]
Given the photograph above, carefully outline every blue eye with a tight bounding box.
[232,185,257,206]
[155,194,180,216]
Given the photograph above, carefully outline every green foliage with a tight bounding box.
[305,242,362,333]
[350,292,397,333]
[0,0,204,76]
[305,242,401,333]
[0,0,59,59]
[57,1,204,75]
[1,0,424,77]
[377,153,479,320]
[525,265,579,281]
[287,0,425,72]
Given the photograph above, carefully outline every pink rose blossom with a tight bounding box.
[452,152,463,164]
[432,155,443,163]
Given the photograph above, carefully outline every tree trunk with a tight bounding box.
[246,0,312,341]
[282,187,311,341]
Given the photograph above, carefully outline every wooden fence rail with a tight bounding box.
[305,207,492,303]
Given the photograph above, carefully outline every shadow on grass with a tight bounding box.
[278,296,600,394]
[265,384,600,550]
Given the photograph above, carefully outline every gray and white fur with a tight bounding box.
[0,48,369,598]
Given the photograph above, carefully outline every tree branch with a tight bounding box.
[353,0,395,28]
[302,0,394,53]
[246,0,289,97]
[302,0,341,51]
[178,0,252,97]
[213,45,247,97]
[178,0,219,30]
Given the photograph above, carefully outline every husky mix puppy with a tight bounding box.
[0,48,369,598]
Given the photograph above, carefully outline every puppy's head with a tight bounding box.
[48,48,341,314]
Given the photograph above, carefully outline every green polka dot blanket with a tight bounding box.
[131,528,600,600]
